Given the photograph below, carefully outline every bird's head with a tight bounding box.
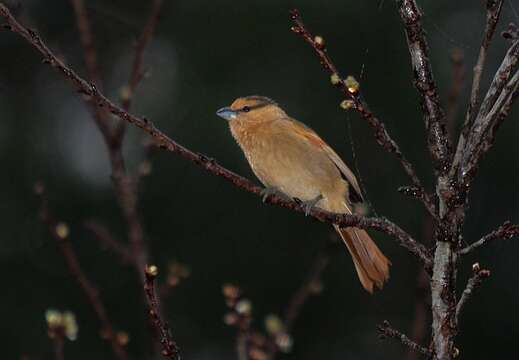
[216,96,286,124]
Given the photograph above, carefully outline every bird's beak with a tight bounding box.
[216,106,237,121]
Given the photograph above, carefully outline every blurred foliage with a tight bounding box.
[0,0,518,359]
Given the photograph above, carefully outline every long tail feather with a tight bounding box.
[334,225,391,293]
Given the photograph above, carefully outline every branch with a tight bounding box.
[0,4,432,268]
[459,221,519,255]
[459,39,519,179]
[283,249,329,333]
[396,0,451,176]
[67,0,165,281]
[83,220,134,264]
[116,0,164,136]
[377,320,432,357]
[452,0,503,170]
[289,9,437,219]
[455,263,491,322]
[35,183,128,360]
[144,266,181,359]
[69,0,111,138]
[445,49,465,139]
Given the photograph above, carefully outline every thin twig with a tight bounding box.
[458,221,519,255]
[396,0,451,176]
[69,0,111,138]
[377,320,432,357]
[144,266,181,359]
[35,183,128,360]
[283,251,329,332]
[115,0,164,136]
[0,5,432,269]
[445,49,465,139]
[83,220,134,264]
[455,264,491,322]
[52,336,65,360]
[289,8,437,219]
[452,0,503,172]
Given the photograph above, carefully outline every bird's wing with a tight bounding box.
[284,118,364,203]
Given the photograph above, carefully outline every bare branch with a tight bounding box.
[115,0,164,136]
[283,249,329,332]
[456,264,491,322]
[453,0,503,170]
[289,9,437,219]
[377,320,432,357]
[458,40,519,182]
[144,266,181,359]
[35,183,128,360]
[69,0,111,138]
[83,220,134,264]
[445,49,465,139]
[0,5,431,268]
[396,0,451,176]
[459,221,519,255]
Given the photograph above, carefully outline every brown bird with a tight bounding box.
[216,96,390,293]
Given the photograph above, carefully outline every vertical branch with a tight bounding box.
[396,0,451,176]
[68,0,164,284]
[69,0,111,138]
[52,336,65,360]
[445,49,465,139]
[144,266,181,359]
[116,0,164,136]
[452,0,503,171]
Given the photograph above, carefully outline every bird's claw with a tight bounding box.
[300,194,323,216]
[261,187,284,203]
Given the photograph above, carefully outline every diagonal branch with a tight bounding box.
[377,320,432,357]
[289,9,436,219]
[83,220,134,264]
[35,183,128,360]
[458,220,519,255]
[459,40,519,183]
[0,4,432,268]
[396,0,451,176]
[452,0,503,172]
[455,264,491,322]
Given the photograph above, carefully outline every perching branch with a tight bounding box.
[459,221,519,255]
[396,0,451,176]
[0,4,431,268]
[289,8,437,219]
[35,183,128,360]
[144,266,181,360]
[377,320,432,357]
[455,264,491,322]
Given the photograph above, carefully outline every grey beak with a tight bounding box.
[216,107,237,121]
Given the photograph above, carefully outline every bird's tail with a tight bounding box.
[334,225,391,293]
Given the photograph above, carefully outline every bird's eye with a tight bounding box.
[242,106,250,113]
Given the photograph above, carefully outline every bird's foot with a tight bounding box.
[260,187,287,203]
[299,194,323,216]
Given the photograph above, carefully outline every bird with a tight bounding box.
[216,96,390,293]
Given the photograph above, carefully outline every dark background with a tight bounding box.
[1,0,519,359]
